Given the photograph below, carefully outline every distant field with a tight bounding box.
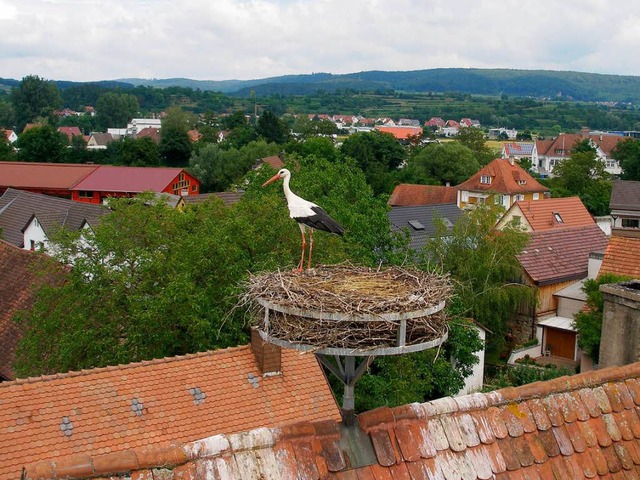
[486,140,507,150]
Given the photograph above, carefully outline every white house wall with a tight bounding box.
[456,326,486,396]
[22,219,49,251]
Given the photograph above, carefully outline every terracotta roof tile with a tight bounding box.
[388,184,458,206]
[0,241,65,380]
[375,126,423,140]
[517,225,609,285]
[2,345,339,478]
[508,196,595,231]
[22,361,640,479]
[456,158,549,195]
[394,423,422,462]
[600,234,640,279]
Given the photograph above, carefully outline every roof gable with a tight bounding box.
[25,361,640,479]
[456,158,549,195]
[0,189,108,247]
[1,345,340,478]
[388,184,458,206]
[517,225,609,284]
[516,196,595,231]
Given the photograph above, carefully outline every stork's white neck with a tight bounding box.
[282,173,296,202]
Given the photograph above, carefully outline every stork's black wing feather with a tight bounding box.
[295,206,344,235]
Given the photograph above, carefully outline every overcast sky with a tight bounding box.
[2,0,640,82]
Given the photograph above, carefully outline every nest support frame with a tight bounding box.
[256,299,449,425]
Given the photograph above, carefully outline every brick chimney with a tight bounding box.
[599,281,640,368]
[581,127,590,139]
[251,327,282,376]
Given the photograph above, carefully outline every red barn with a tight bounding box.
[70,166,200,204]
[0,162,200,203]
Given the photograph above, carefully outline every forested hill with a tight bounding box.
[117,69,640,103]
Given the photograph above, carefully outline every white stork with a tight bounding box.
[262,168,344,272]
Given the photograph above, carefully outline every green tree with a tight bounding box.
[15,155,398,375]
[456,127,495,165]
[159,107,192,167]
[15,125,68,163]
[285,137,339,163]
[96,92,139,129]
[552,140,612,215]
[189,140,279,192]
[256,110,289,144]
[340,131,406,195]
[107,137,159,166]
[573,273,629,363]
[402,142,479,185]
[422,204,535,348]
[488,364,574,389]
[0,98,15,129]
[14,195,249,376]
[612,138,640,181]
[11,75,62,131]
[65,134,91,164]
[291,116,338,138]
[0,131,15,161]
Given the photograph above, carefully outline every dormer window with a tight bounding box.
[480,175,492,185]
[518,179,527,185]
[553,212,563,223]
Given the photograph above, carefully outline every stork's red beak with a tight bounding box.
[262,173,281,187]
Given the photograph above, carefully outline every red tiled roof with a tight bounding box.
[456,158,549,195]
[536,132,629,157]
[0,162,99,190]
[517,225,609,285]
[187,129,202,142]
[516,196,595,231]
[1,345,340,478]
[57,126,82,142]
[388,184,458,206]
[258,155,285,170]
[71,165,184,193]
[0,241,64,381]
[600,233,640,279]
[136,127,160,142]
[375,126,423,140]
[24,361,640,479]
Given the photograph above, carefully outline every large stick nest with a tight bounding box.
[242,265,452,351]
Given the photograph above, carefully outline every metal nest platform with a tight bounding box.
[244,265,451,356]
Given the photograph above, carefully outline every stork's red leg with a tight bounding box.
[297,230,306,272]
[307,228,314,270]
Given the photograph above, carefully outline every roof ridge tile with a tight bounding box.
[0,345,251,389]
